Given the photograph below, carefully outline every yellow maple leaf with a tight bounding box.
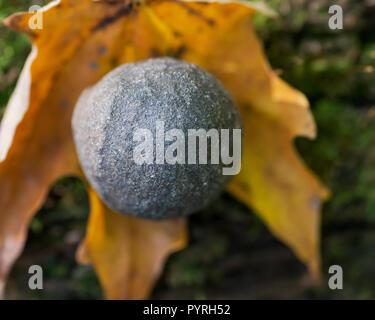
[0,0,329,299]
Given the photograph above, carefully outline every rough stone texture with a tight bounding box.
[72,58,242,220]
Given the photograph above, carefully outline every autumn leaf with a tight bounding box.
[0,0,328,299]
[77,187,187,299]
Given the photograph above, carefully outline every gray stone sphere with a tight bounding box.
[72,57,242,220]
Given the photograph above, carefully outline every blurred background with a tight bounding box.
[1,0,375,299]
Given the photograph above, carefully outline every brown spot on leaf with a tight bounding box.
[149,48,161,57]
[172,45,187,58]
[172,0,215,26]
[92,3,134,32]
